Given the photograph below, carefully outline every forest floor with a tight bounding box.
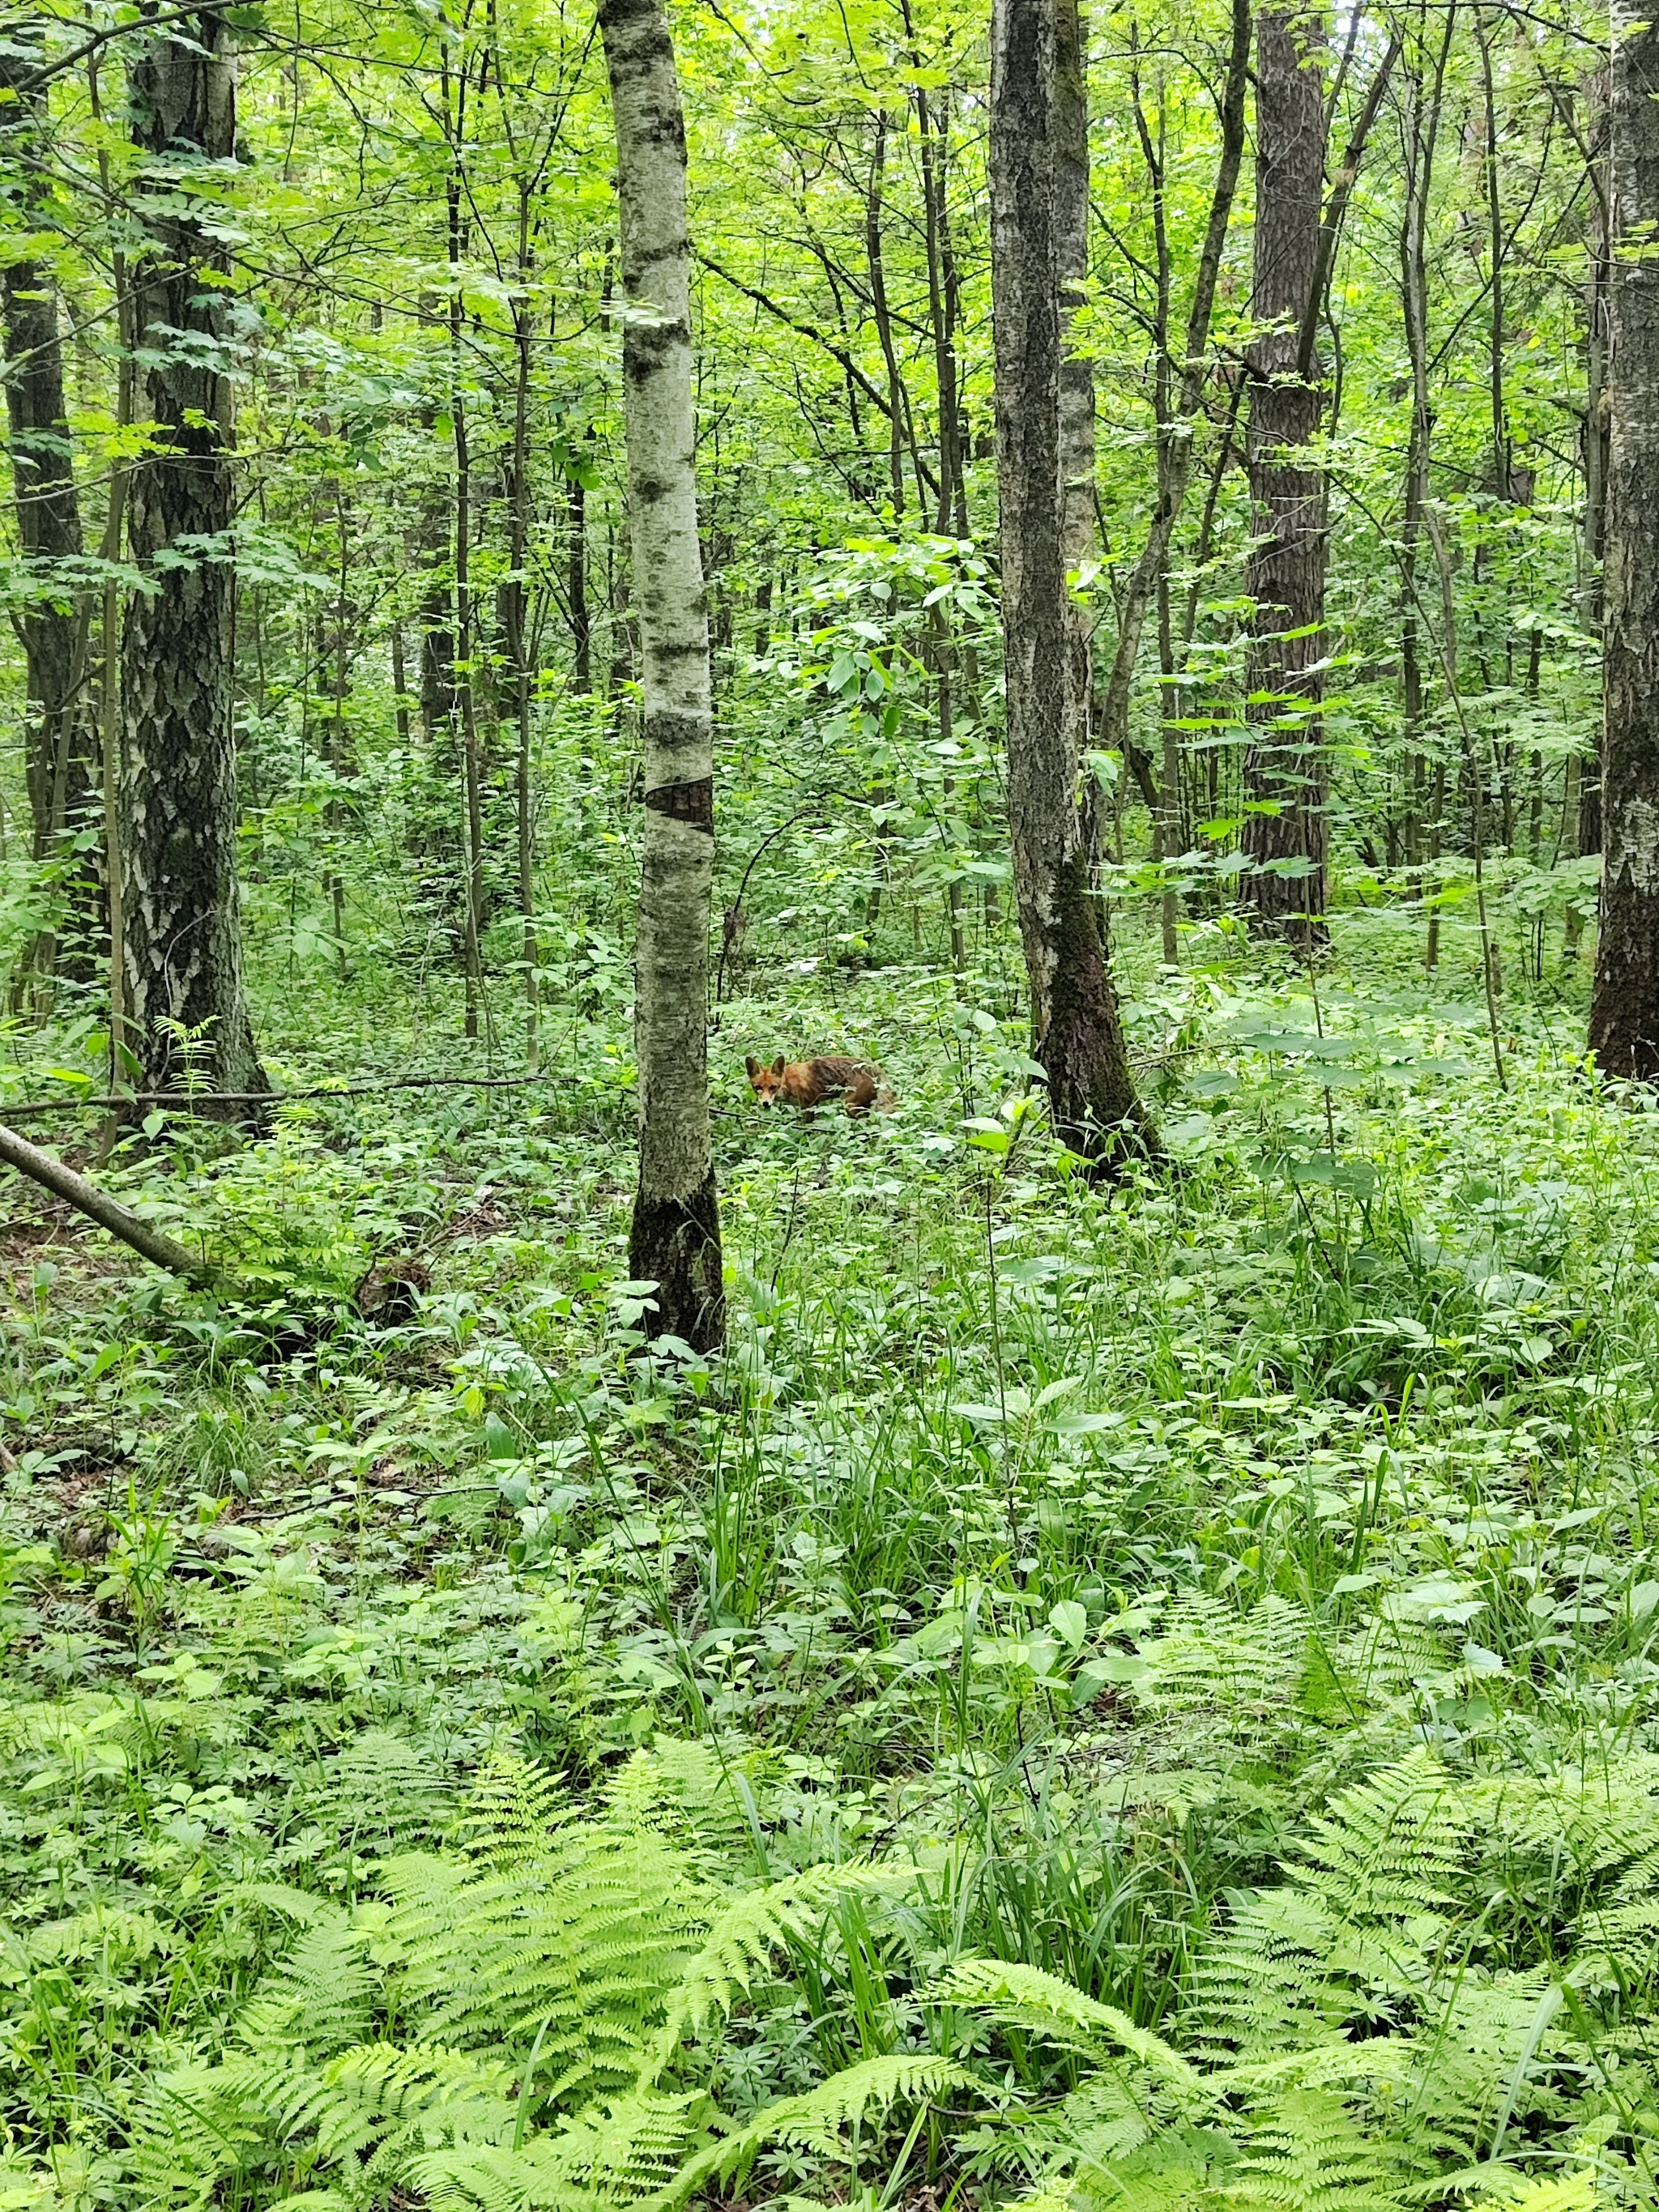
[0,904,1653,2212]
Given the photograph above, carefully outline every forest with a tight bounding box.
[0,0,1657,2201]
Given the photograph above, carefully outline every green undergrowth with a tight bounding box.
[0,914,1655,2210]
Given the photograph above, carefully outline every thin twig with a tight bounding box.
[0,1071,564,1119]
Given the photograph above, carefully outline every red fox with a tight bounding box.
[744,1053,888,1117]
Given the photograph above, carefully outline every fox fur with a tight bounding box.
[744,1053,888,1117]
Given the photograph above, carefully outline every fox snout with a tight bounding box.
[744,1053,788,1107]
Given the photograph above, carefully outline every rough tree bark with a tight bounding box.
[1,37,97,982]
[599,0,724,1350]
[1589,0,1659,1077]
[120,4,269,1108]
[1239,6,1329,945]
[990,0,1157,1168]
[1579,64,1612,871]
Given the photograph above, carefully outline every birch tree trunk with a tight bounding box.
[1589,0,1659,1077]
[120,5,269,1109]
[990,0,1157,1169]
[600,0,724,1349]
[1239,6,1330,946]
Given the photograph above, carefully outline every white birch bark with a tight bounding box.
[600,0,723,1348]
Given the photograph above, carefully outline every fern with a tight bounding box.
[233,1922,376,2060]
[602,1736,766,1867]
[935,1958,1202,2103]
[1068,2123,1239,2212]
[646,1859,914,2073]
[317,1725,453,1849]
[1482,2174,1600,2212]
[1129,1592,1315,1753]
[669,2052,970,2206]
[377,1825,698,2099]
[1292,1750,1468,1927]
[411,2089,711,2210]
[126,1754,948,2212]
[1230,2086,1404,2212]
[455,1752,578,1868]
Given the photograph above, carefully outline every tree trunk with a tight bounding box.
[1579,64,1611,866]
[600,0,724,1351]
[1239,6,1329,946]
[447,177,486,1043]
[1,39,98,990]
[990,0,1157,1169]
[505,177,539,1068]
[1589,0,1659,1078]
[1096,0,1250,772]
[569,468,592,693]
[1398,13,1452,907]
[865,113,911,516]
[119,4,269,1110]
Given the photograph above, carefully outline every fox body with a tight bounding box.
[745,1053,885,1117]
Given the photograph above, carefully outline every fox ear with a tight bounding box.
[772,1054,787,1074]
[744,1055,758,1078]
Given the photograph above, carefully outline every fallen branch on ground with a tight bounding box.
[0,1123,218,1287]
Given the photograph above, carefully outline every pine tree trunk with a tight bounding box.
[119,5,269,1109]
[2,40,98,985]
[990,0,1157,1170]
[600,0,723,1351]
[1239,7,1330,947]
[1589,1,1659,1077]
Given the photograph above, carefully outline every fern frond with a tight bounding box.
[669,2053,969,2206]
[411,2088,710,2211]
[130,2055,287,2209]
[1474,2172,1600,2212]
[233,1921,374,2060]
[1132,1593,1313,1741]
[936,1958,1201,2103]
[1293,1750,1466,1924]
[231,1880,353,1929]
[1339,1615,1455,1711]
[647,1860,915,2073]
[311,2041,516,2163]
[1231,2086,1403,2212]
[1203,1875,1433,2061]
[320,1725,453,1847]
[1068,2123,1239,2212]
[1028,2070,1159,2174]
[1478,1759,1659,1884]
[379,1829,701,2101]
[455,1752,577,1867]
[603,1737,763,1865]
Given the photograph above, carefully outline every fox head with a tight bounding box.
[744,1053,788,1106]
